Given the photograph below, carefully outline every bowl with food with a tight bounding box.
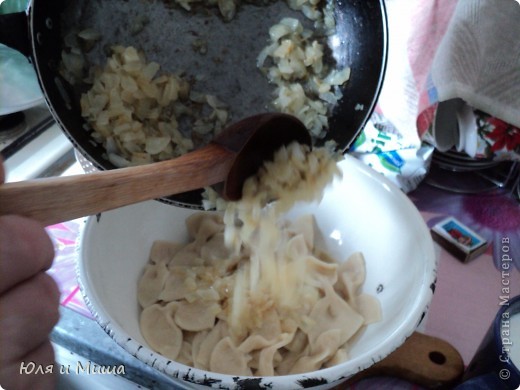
[77,150,437,389]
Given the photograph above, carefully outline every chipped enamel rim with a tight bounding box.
[77,155,437,389]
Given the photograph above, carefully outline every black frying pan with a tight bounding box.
[0,0,387,208]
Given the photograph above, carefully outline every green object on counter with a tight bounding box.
[0,0,28,14]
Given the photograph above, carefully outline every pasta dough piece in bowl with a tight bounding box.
[137,211,377,377]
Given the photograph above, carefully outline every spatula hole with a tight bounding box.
[429,351,446,365]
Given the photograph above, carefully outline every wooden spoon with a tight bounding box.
[0,113,311,226]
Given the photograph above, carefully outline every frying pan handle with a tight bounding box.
[0,11,31,57]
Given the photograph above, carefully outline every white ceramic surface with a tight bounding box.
[432,99,462,152]
[77,155,437,389]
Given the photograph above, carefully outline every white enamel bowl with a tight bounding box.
[77,155,437,389]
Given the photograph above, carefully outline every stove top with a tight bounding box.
[1,102,75,182]
[0,103,55,159]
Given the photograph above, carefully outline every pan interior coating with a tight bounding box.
[60,0,332,126]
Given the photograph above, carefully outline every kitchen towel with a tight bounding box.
[353,0,520,191]
[418,0,520,160]
[430,0,520,129]
[349,0,457,192]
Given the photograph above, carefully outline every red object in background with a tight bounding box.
[486,117,520,152]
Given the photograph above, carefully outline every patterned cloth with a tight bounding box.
[416,0,520,160]
[46,218,91,319]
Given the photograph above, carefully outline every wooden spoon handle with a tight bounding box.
[0,143,235,226]
[341,332,464,389]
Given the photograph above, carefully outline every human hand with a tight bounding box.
[0,158,59,390]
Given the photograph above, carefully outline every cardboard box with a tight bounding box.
[431,217,488,263]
